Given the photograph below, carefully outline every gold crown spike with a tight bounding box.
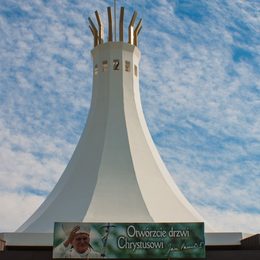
[128,11,137,45]
[88,17,98,47]
[88,6,141,47]
[134,18,142,46]
[119,7,124,42]
[107,7,113,42]
[95,11,104,44]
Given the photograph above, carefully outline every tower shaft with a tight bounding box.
[17,7,208,233]
[17,42,204,233]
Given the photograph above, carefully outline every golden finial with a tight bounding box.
[88,3,142,47]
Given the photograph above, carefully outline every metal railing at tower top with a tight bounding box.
[88,6,142,48]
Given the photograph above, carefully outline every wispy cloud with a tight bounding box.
[139,0,260,232]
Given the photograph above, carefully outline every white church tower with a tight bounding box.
[17,5,206,233]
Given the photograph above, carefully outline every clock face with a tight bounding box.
[102,60,108,72]
[125,61,131,72]
[94,64,98,75]
[113,59,120,70]
[134,65,138,76]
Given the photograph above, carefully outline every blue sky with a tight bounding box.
[0,0,259,233]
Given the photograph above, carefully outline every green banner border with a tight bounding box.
[53,222,205,259]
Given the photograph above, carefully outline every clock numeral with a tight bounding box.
[113,60,120,70]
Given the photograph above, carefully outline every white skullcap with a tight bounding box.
[62,223,91,236]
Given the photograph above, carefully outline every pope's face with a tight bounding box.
[72,233,90,254]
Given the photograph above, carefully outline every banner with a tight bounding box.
[53,222,205,258]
